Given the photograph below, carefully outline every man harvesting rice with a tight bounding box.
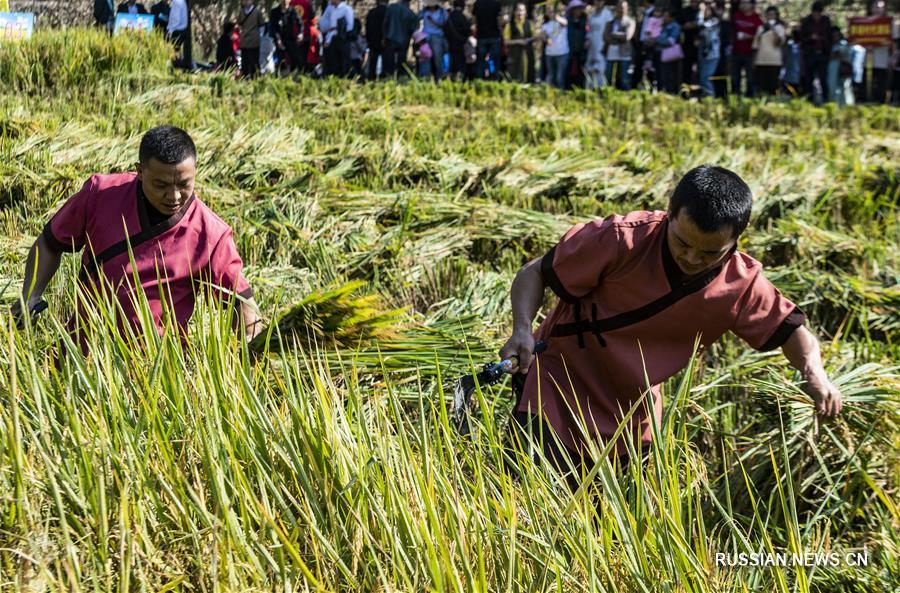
[11,125,260,345]
[501,165,842,481]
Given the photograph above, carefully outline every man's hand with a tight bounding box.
[240,297,263,342]
[800,371,843,418]
[15,235,62,329]
[782,326,843,419]
[499,330,535,375]
[503,256,545,373]
[10,297,47,330]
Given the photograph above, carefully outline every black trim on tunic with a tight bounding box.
[758,306,806,351]
[42,221,82,253]
[540,244,580,304]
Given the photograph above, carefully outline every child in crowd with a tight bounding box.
[307,16,323,76]
[350,19,368,79]
[215,20,240,73]
[464,32,478,80]
[412,29,434,78]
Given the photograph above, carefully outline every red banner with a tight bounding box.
[848,16,893,48]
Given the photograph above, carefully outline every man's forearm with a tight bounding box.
[240,296,263,341]
[21,235,62,306]
[510,257,544,335]
[781,325,826,379]
[781,325,843,416]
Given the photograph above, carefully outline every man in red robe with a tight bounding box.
[501,165,843,481]
[12,125,261,346]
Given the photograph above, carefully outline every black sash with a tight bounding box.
[549,263,723,348]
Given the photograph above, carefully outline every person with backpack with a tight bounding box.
[412,28,435,76]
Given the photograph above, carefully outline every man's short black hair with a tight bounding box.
[811,1,824,12]
[668,165,752,238]
[139,125,196,166]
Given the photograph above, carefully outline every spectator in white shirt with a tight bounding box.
[540,3,569,89]
[320,0,355,76]
[166,0,192,70]
[753,6,786,95]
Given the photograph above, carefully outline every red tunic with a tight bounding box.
[517,210,803,457]
[43,172,252,339]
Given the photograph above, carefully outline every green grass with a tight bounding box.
[0,29,898,591]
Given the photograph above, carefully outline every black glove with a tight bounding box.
[12,299,48,330]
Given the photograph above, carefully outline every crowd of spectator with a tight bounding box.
[94,0,900,105]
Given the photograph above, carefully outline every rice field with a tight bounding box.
[0,29,898,592]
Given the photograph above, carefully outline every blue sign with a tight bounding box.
[114,13,155,35]
[0,12,34,42]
